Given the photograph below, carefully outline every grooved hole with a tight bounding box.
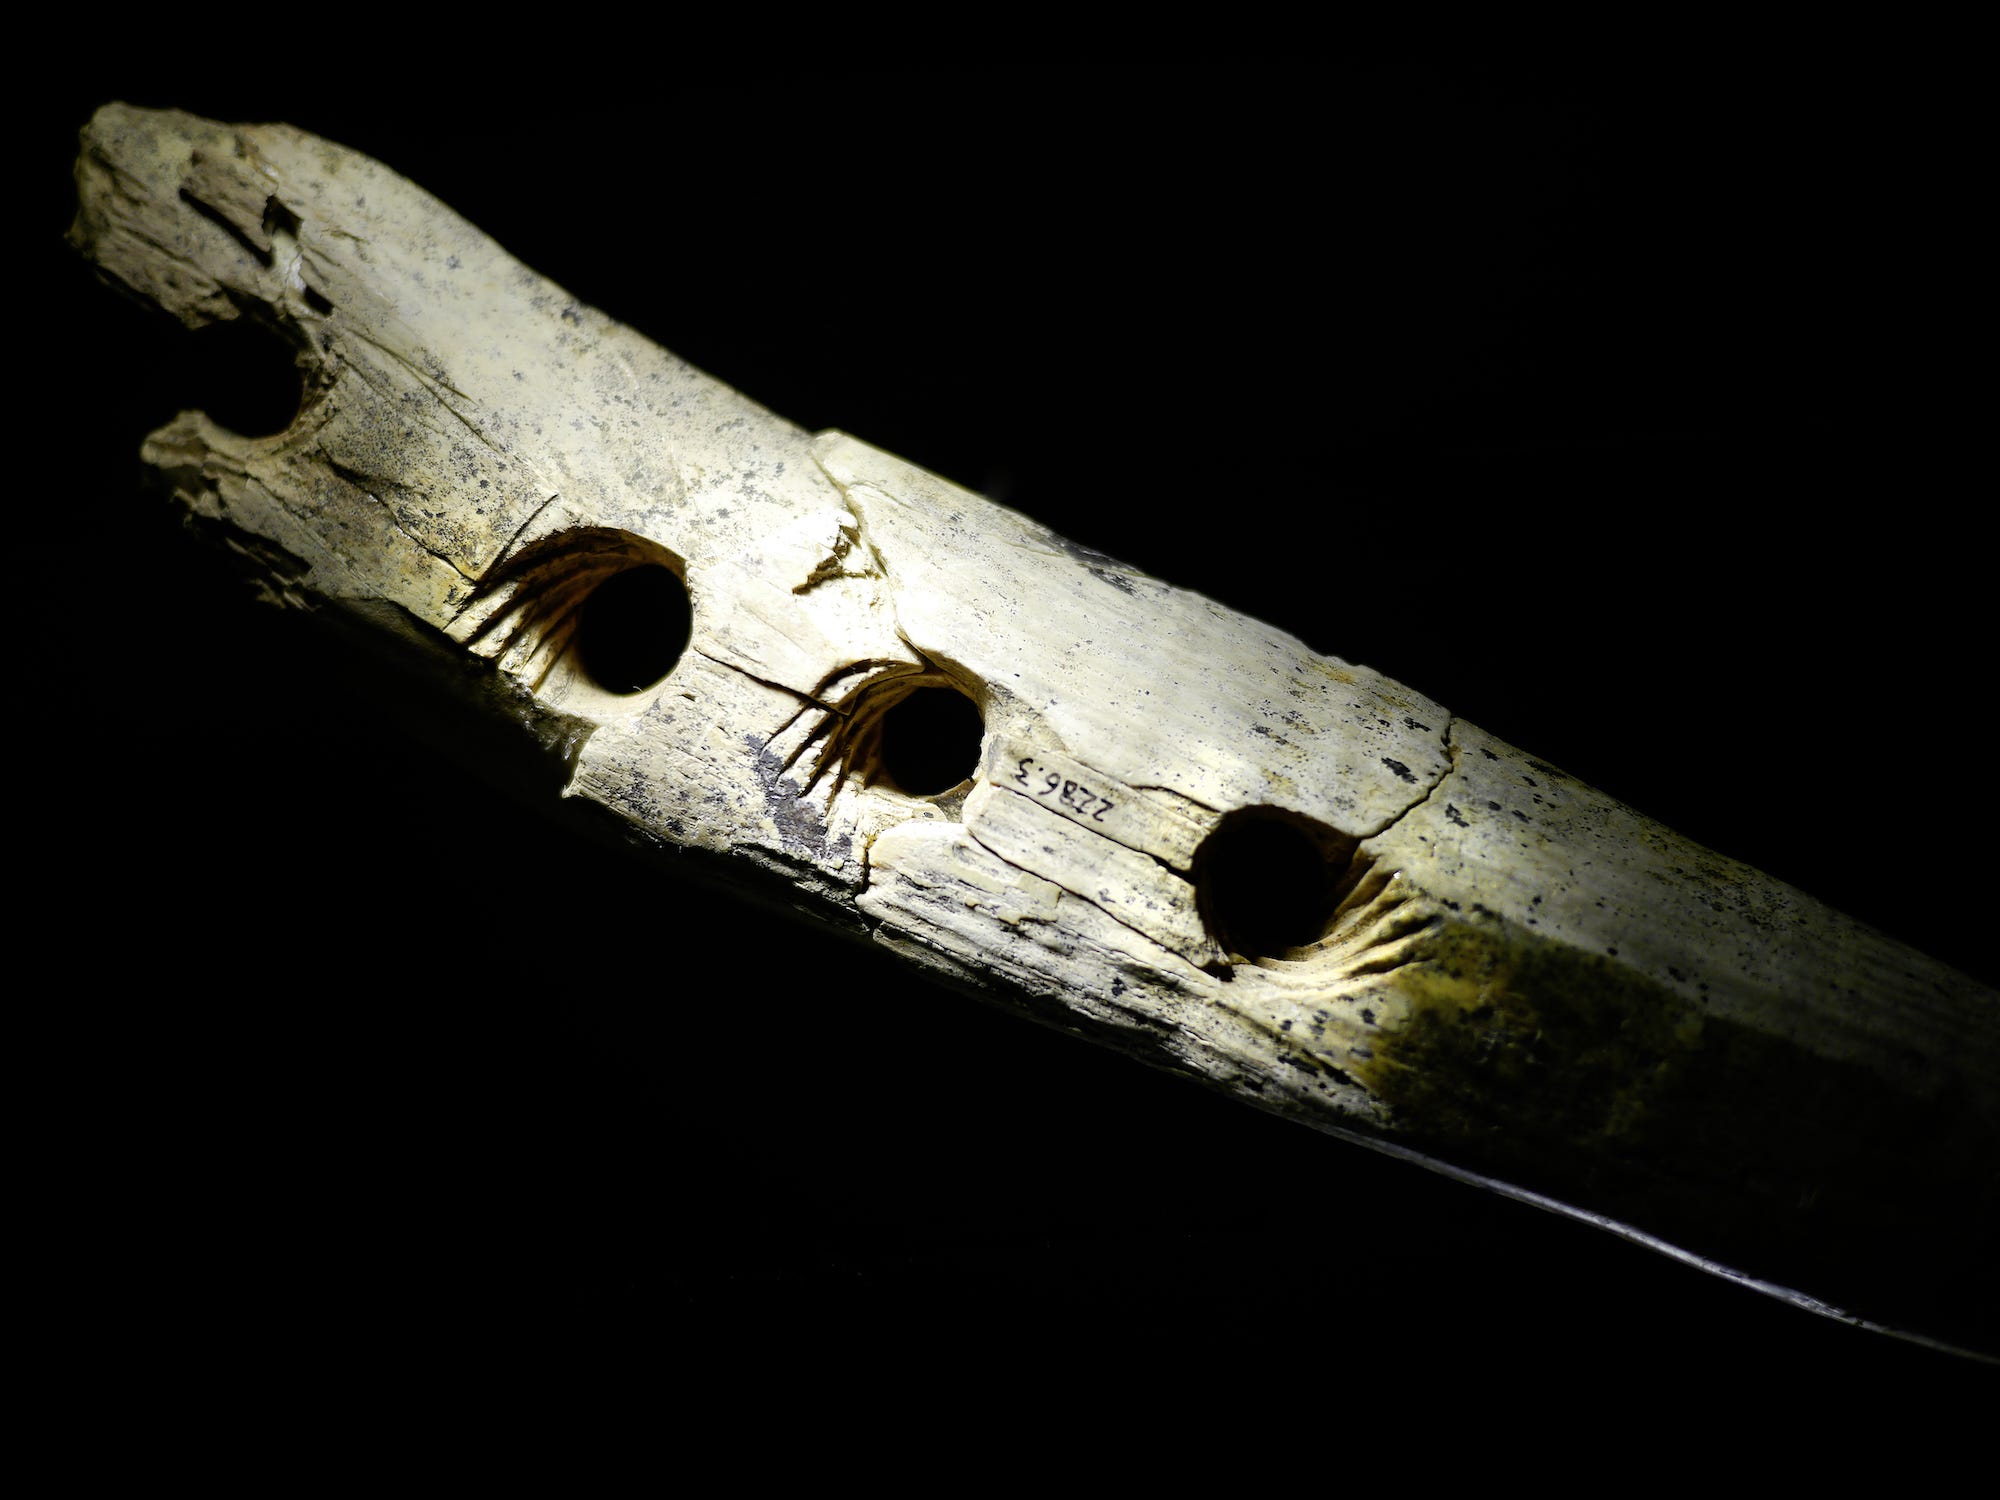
[1195,809,1355,961]
[879,686,984,796]
[573,564,691,694]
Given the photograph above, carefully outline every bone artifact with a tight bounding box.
[66,102,1997,1358]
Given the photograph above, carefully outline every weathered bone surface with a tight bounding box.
[70,105,1998,1351]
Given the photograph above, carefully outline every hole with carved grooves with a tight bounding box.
[878,686,984,797]
[1194,808,1355,961]
[573,563,692,695]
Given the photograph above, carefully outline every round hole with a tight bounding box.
[573,564,692,695]
[879,686,984,796]
[1194,811,1351,961]
[181,318,308,437]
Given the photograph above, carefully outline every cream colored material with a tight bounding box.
[69,105,1997,1348]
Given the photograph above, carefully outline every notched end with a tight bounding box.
[74,104,259,324]
[72,104,341,466]
[72,100,332,349]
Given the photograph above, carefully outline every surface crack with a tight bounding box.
[344,325,504,456]
[693,646,836,714]
[817,477,933,665]
[961,820,1188,961]
[326,459,479,582]
[1129,783,1221,814]
[1361,716,1460,841]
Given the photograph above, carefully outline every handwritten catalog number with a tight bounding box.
[1015,757,1115,822]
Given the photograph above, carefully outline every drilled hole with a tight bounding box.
[1194,810,1354,961]
[178,318,307,437]
[573,564,692,694]
[879,686,984,796]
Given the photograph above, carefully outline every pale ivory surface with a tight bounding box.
[69,104,1997,1347]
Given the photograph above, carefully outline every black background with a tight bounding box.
[19,64,1994,1417]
